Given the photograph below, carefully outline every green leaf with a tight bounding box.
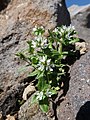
[69,38,79,44]
[62,51,68,55]
[37,51,44,56]
[43,48,51,56]
[39,97,49,113]
[43,84,50,91]
[16,52,26,60]
[31,57,38,64]
[36,71,44,79]
[50,89,57,95]
[28,69,39,77]
[37,77,46,91]
[52,50,60,56]
[48,29,54,38]
[27,41,34,53]
[58,72,65,76]
[55,86,60,91]
[31,94,38,104]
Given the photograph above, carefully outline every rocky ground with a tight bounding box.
[0,0,90,120]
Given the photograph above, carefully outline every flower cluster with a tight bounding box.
[52,25,77,45]
[37,56,53,72]
[32,26,48,49]
[17,25,79,113]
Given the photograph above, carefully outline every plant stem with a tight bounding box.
[59,42,62,54]
[58,39,63,64]
[45,67,49,84]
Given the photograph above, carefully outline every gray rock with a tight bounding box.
[18,95,49,120]
[68,4,90,45]
[0,112,3,120]
[0,82,25,117]
[56,5,90,120]
[69,51,90,119]
[18,4,90,120]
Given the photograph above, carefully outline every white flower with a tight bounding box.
[33,26,37,32]
[32,41,37,48]
[53,28,58,33]
[40,56,46,63]
[49,67,53,72]
[38,64,44,71]
[35,36,42,42]
[40,26,44,29]
[35,37,40,42]
[41,40,48,48]
[60,28,64,34]
[46,89,52,97]
[36,91,43,100]
[47,59,51,65]
[46,66,53,72]
[62,25,67,30]
[66,33,71,40]
[67,25,75,32]
[41,38,47,46]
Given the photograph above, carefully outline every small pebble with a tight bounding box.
[86,79,90,86]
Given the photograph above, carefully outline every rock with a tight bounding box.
[18,3,90,120]
[6,114,15,120]
[0,112,3,120]
[68,4,90,18]
[68,4,90,46]
[56,5,90,120]
[0,0,11,11]
[57,51,90,120]
[75,42,87,55]
[18,95,49,120]
[0,83,25,117]
[23,83,36,101]
[69,51,90,119]
[0,0,71,118]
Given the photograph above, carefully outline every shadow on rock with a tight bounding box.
[76,101,90,120]
[56,0,71,26]
[50,65,70,120]
[0,0,11,11]
[86,13,90,28]
[0,76,34,119]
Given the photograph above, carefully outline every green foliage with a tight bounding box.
[16,25,79,113]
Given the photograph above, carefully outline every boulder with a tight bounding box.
[18,3,90,120]
[68,4,90,45]
[0,112,3,120]
[57,51,90,120]
[56,4,90,120]
[18,95,49,120]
